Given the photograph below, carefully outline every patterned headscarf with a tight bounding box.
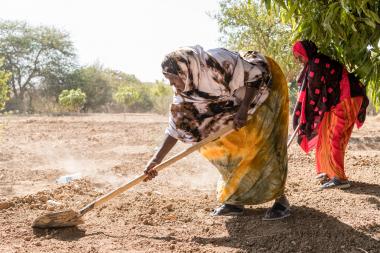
[161,45,270,98]
[162,46,271,143]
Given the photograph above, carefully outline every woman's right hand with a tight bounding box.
[143,134,178,182]
[143,158,161,182]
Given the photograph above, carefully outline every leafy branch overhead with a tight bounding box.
[215,0,300,81]
[262,0,380,107]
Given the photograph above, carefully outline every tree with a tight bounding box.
[58,88,86,112]
[0,20,76,111]
[0,59,10,110]
[149,81,173,114]
[215,0,300,81]
[113,83,154,112]
[66,64,113,112]
[113,85,139,109]
[103,69,141,88]
[262,0,380,108]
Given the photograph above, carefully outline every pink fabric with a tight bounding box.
[339,68,351,101]
[299,90,307,124]
[300,135,318,153]
[292,41,308,62]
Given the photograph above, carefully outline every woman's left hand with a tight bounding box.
[234,105,249,129]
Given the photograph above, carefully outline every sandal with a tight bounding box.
[263,195,290,221]
[315,173,329,184]
[317,177,350,191]
[262,202,290,221]
[211,204,244,216]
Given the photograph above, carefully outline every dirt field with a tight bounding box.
[0,113,379,253]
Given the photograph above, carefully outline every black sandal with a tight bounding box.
[262,202,290,221]
[211,204,244,216]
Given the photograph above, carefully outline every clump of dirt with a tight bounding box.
[0,179,100,212]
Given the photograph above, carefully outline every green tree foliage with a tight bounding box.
[215,0,300,81]
[113,85,140,107]
[149,82,173,114]
[0,59,10,110]
[113,83,153,112]
[58,88,86,112]
[113,81,172,114]
[66,64,113,112]
[0,20,76,111]
[103,69,141,88]
[262,0,380,108]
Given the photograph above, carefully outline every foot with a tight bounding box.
[263,196,290,221]
[315,173,329,185]
[317,177,350,191]
[211,204,244,216]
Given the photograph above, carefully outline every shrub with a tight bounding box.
[58,88,86,112]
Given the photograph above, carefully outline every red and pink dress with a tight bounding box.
[292,40,368,180]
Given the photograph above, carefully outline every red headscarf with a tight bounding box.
[292,41,308,62]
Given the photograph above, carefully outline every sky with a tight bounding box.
[0,0,222,82]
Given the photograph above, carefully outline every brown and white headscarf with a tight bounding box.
[162,45,272,143]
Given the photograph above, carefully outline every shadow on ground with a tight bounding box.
[342,181,380,198]
[32,226,132,241]
[192,205,379,252]
[33,226,86,241]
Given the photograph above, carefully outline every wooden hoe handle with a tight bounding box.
[79,124,235,216]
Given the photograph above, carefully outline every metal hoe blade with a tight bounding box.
[32,209,83,229]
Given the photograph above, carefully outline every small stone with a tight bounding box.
[148,208,156,215]
[169,244,175,250]
[143,219,153,226]
[34,242,42,246]
[24,236,32,241]
[47,200,61,206]
[24,195,33,204]
[291,241,296,245]
[38,195,48,202]
[165,204,174,212]
[0,201,13,210]
[29,204,37,209]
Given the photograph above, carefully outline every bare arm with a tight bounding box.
[144,133,178,181]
